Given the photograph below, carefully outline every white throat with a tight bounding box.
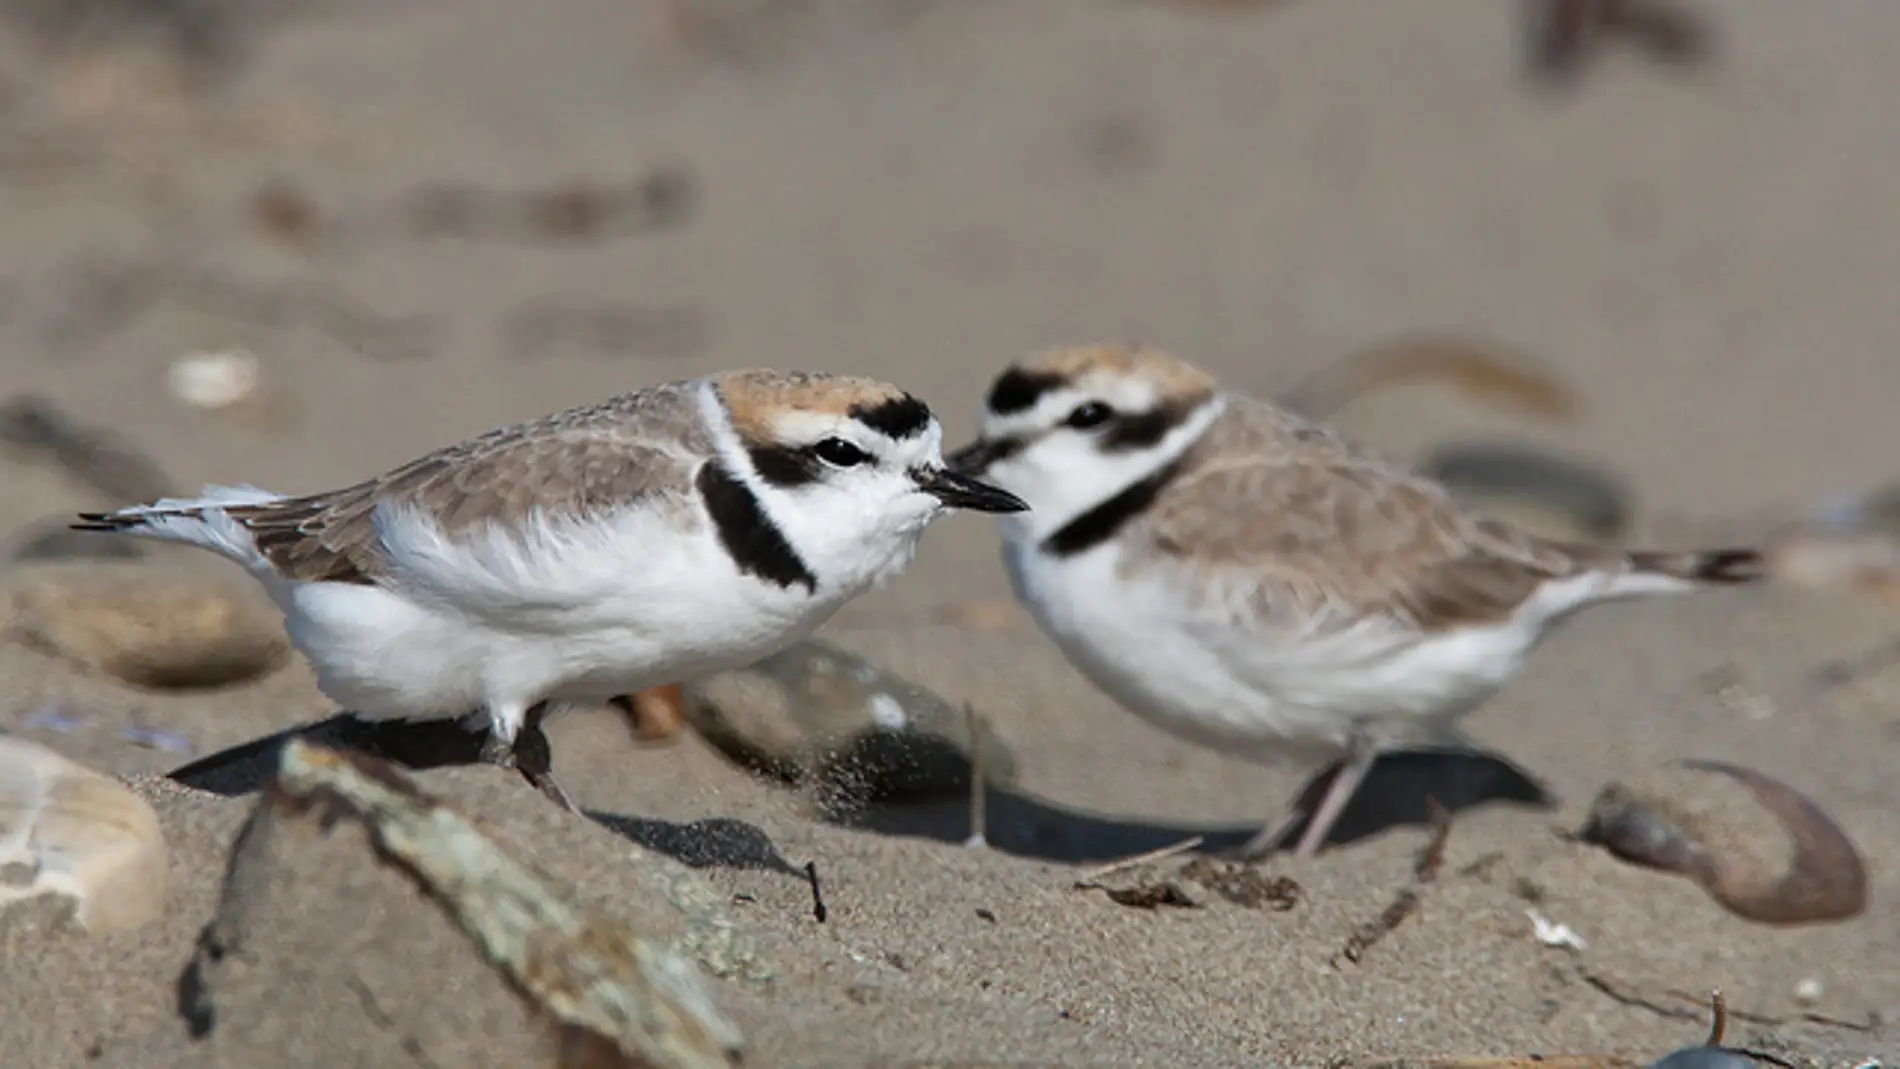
[695,381,939,598]
[994,393,1227,549]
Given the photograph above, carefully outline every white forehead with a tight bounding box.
[769,407,945,460]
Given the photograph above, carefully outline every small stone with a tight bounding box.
[1420,441,1631,544]
[1792,977,1823,1005]
[0,736,169,933]
[3,562,291,690]
[1645,1047,1765,1069]
[679,638,1019,806]
[1578,760,1868,926]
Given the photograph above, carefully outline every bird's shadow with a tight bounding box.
[837,747,1557,863]
[584,812,806,876]
[167,715,1555,868]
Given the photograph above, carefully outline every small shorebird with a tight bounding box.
[948,344,1762,859]
[76,369,1026,812]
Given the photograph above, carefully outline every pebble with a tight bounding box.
[1420,441,1632,544]
[679,638,1019,808]
[2,563,290,690]
[0,735,169,933]
[1645,1048,1765,1069]
[1578,760,1867,926]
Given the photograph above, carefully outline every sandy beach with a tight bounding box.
[0,2,1894,1065]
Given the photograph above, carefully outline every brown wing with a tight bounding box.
[1130,402,1593,634]
[226,420,708,586]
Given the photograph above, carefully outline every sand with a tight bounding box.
[0,1,1894,1065]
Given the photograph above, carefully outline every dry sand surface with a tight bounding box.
[0,1,1896,1066]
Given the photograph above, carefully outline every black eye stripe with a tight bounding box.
[986,369,1067,415]
[1095,395,1216,452]
[747,444,823,487]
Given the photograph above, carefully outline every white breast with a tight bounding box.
[1004,540,1547,763]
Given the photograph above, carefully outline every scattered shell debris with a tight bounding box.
[1526,908,1586,951]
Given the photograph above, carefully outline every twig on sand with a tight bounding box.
[1704,989,1728,1046]
[1333,798,1453,967]
[804,861,827,924]
[1071,837,1205,889]
[1414,797,1453,883]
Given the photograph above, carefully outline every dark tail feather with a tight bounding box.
[71,511,144,533]
[1628,547,1766,585]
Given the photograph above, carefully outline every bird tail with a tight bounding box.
[72,484,284,572]
[1625,547,1766,586]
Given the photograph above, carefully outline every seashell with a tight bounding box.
[679,638,1019,806]
[0,736,169,933]
[1421,441,1632,544]
[1578,760,1867,926]
[3,563,291,690]
[166,349,260,411]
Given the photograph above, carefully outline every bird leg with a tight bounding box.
[1231,728,1381,861]
[512,703,583,815]
[481,702,583,815]
[1290,730,1380,859]
[609,685,687,743]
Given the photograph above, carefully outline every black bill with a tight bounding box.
[944,436,1020,477]
[914,466,1028,513]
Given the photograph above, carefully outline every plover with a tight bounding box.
[948,344,1763,860]
[74,370,1027,812]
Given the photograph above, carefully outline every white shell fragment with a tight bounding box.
[166,349,260,411]
[0,736,169,933]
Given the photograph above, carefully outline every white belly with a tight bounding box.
[1005,541,1539,763]
[276,517,851,723]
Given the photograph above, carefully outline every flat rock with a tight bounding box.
[0,735,169,933]
[2,563,290,690]
[177,738,745,1069]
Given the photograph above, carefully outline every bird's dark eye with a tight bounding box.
[811,437,871,468]
[1065,401,1115,430]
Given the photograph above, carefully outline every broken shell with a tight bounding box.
[0,736,169,933]
[3,564,291,690]
[1579,760,1867,926]
[1421,441,1631,543]
[166,349,260,411]
[679,638,1018,806]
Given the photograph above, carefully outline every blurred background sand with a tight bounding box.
[0,1,1895,1066]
